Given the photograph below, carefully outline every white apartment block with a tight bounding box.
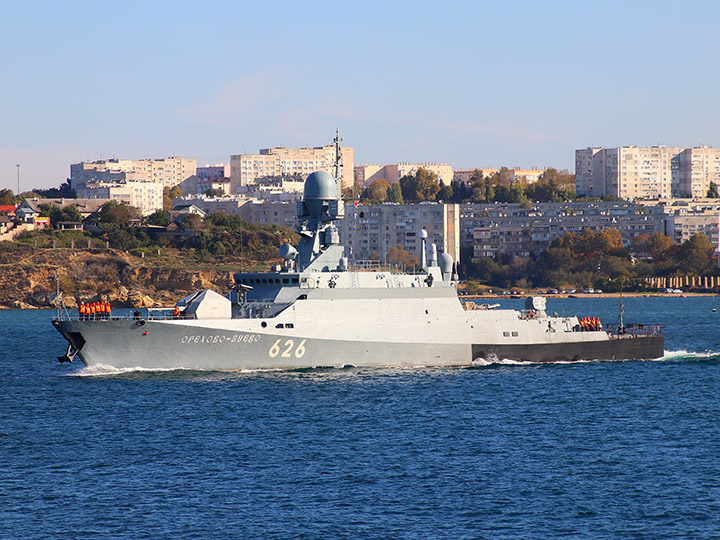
[230,145,354,192]
[507,168,545,183]
[461,202,664,258]
[70,157,197,191]
[75,180,163,216]
[664,214,720,251]
[340,202,460,265]
[576,146,720,199]
[354,163,453,188]
[196,163,231,195]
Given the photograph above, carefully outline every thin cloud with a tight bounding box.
[180,71,289,128]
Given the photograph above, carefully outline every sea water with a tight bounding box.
[0,297,718,539]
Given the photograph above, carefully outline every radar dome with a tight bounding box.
[278,243,298,260]
[304,171,337,200]
[438,252,454,274]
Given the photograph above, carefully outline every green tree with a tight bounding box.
[98,201,139,226]
[38,204,81,228]
[34,181,76,198]
[436,183,454,202]
[203,187,225,198]
[145,209,171,226]
[386,183,404,204]
[707,181,719,198]
[399,168,440,202]
[678,233,714,274]
[180,213,204,230]
[648,233,676,261]
[362,178,390,202]
[0,189,15,205]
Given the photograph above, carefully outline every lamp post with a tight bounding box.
[16,164,20,196]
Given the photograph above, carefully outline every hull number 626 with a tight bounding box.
[268,339,307,359]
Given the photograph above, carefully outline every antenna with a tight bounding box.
[333,129,342,182]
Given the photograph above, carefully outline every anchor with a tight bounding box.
[57,343,78,363]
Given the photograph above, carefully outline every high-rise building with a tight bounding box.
[354,162,453,188]
[340,202,460,265]
[70,157,197,191]
[576,146,720,199]
[230,144,354,192]
[74,180,163,216]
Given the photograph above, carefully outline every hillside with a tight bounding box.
[0,243,277,309]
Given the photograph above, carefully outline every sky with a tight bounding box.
[1,0,719,191]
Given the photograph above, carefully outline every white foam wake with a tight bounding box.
[70,364,189,377]
[656,349,720,361]
[472,356,535,366]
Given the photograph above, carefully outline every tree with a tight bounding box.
[362,178,390,202]
[34,181,76,199]
[39,204,81,228]
[436,183,454,202]
[164,185,183,211]
[648,233,676,261]
[708,181,719,198]
[180,213,203,230]
[399,168,440,202]
[678,233,714,274]
[489,167,512,189]
[145,209,171,226]
[0,189,15,205]
[203,187,225,198]
[98,201,139,226]
[386,183,404,204]
[387,246,419,266]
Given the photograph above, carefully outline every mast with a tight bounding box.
[333,129,342,183]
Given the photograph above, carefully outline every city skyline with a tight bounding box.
[2,0,719,191]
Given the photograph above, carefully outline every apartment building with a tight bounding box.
[664,214,720,250]
[70,157,197,191]
[576,146,720,199]
[507,168,545,183]
[354,162,453,188]
[196,164,231,195]
[75,180,163,216]
[340,202,460,265]
[230,144,354,192]
[462,202,664,258]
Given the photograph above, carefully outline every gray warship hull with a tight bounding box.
[53,290,664,371]
[52,159,664,371]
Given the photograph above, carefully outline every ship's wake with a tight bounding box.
[70,364,193,377]
[656,349,720,361]
[471,355,536,367]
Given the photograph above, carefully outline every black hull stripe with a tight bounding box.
[472,336,664,363]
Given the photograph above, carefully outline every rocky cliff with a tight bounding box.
[0,246,235,309]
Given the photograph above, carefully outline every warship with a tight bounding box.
[52,137,664,370]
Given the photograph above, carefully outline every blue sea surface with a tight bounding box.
[1,297,719,539]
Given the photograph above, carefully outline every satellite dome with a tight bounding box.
[438,252,454,274]
[278,243,298,260]
[304,171,337,200]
